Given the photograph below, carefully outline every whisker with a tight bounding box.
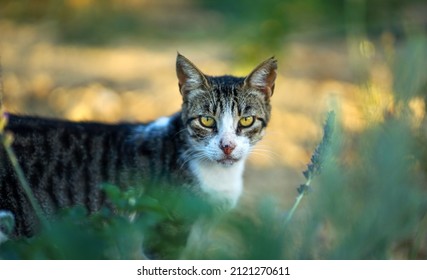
[251,145,280,156]
[251,148,279,155]
[174,128,189,137]
[179,148,210,170]
[249,146,281,162]
[249,151,277,161]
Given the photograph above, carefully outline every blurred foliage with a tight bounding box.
[1,0,426,58]
[1,0,147,44]
[0,183,212,259]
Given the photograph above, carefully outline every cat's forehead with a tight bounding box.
[207,75,245,86]
[205,75,244,96]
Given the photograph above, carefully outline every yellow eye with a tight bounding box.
[239,116,255,127]
[199,116,216,128]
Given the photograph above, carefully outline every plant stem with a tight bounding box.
[285,179,311,224]
[0,133,50,231]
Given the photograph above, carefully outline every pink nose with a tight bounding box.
[220,142,236,156]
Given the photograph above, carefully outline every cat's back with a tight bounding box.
[3,114,135,190]
[0,114,138,236]
[6,113,133,136]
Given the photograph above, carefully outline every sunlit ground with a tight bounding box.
[0,20,423,210]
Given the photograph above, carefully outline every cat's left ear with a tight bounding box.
[244,57,277,97]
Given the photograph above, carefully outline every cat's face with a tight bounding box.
[177,54,277,167]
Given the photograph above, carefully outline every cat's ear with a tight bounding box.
[176,53,209,96]
[244,57,277,97]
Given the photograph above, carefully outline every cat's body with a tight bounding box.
[0,54,277,258]
[0,113,194,236]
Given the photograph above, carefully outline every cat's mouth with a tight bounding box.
[217,156,240,166]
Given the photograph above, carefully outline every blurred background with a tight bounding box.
[1,0,427,259]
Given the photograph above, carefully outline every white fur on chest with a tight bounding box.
[190,160,244,208]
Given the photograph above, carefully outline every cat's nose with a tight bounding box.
[220,141,236,156]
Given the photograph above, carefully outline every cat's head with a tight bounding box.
[177,54,277,167]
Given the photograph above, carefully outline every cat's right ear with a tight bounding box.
[176,53,209,96]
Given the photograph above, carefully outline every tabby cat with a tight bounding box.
[0,54,277,258]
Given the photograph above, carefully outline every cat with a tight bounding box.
[0,53,277,258]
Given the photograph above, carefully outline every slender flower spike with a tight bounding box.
[285,111,335,224]
[297,183,311,195]
[302,111,335,182]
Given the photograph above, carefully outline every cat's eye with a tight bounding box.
[199,116,216,128]
[239,116,255,128]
